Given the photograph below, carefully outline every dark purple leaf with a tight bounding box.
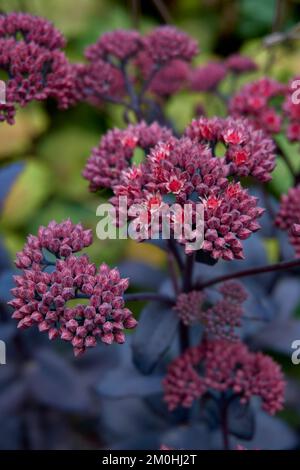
[132,302,179,374]
[227,397,255,440]
[118,261,165,290]
[253,319,300,355]
[97,368,163,398]
[28,348,92,413]
[230,413,298,450]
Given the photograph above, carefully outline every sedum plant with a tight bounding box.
[3,11,300,450]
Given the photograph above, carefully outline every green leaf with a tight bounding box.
[1,160,54,229]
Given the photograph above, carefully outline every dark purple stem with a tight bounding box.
[167,238,184,273]
[194,257,300,290]
[183,253,195,293]
[167,251,180,295]
[124,292,175,305]
[221,396,230,450]
[179,253,195,352]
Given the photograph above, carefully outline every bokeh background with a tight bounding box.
[0,0,300,450]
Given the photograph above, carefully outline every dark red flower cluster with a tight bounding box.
[0,12,75,124]
[275,185,300,257]
[189,54,256,94]
[200,281,247,340]
[9,220,137,356]
[137,54,190,98]
[173,290,206,325]
[85,30,142,62]
[173,282,247,338]
[83,121,173,191]
[186,116,276,182]
[163,340,285,414]
[15,219,93,269]
[73,61,125,108]
[229,78,285,134]
[0,12,65,49]
[282,78,300,142]
[225,54,257,74]
[190,61,227,92]
[142,26,198,65]
[112,132,264,260]
[76,26,198,108]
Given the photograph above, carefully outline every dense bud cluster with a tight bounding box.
[137,54,190,98]
[275,185,300,257]
[111,131,264,260]
[9,220,137,355]
[163,340,285,414]
[229,78,285,134]
[225,54,257,74]
[85,30,142,62]
[0,12,75,124]
[190,62,227,92]
[282,78,300,142]
[76,26,198,109]
[173,290,206,325]
[200,281,248,340]
[186,116,276,182]
[142,26,198,65]
[73,61,125,108]
[83,121,173,191]
[174,282,247,339]
[15,219,93,269]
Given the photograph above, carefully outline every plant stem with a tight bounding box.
[179,323,189,352]
[139,64,160,99]
[124,292,175,305]
[194,257,300,290]
[167,239,184,273]
[178,253,196,353]
[152,0,173,23]
[221,397,230,450]
[167,251,180,295]
[120,61,143,121]
[183,253,195,293]
[131,0,140,29]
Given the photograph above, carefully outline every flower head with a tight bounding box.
[142,26,198,65]
[136,53,190,97]
[15,219,93,269]
[73,60,125,107]
[10,220,136,356]
[282,78,300,142]
[229,78,285,134]
[0,12,65,50]
[275,185,300,257]
[190,62,227,92]
[0,13,74,124]
[163,340,285,414]
[201,281,248,341]
[85,29,142,62]
[173,290,206,325]
[113,134,264,260]
[226,54,257,74]
[186,116,276,182]
[83,121,173,191]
